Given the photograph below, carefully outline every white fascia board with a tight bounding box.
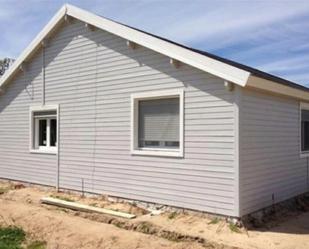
[66,4,250,86]
[246,75,309,101]
[0,5,67,88]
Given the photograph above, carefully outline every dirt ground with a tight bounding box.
[0,181,309,249]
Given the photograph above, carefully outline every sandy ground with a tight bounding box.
[0,190,204,249]
[139,210,309,249]
[0,181,309,249]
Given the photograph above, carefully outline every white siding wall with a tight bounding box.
[0,20,238,216]
[239,88,309,215]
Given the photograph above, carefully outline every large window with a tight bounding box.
[131,90,183,157]
[30,106,58,154]
[301,107,309,153]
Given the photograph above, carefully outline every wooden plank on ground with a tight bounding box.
[41,197,136,219]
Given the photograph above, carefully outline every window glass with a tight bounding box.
[301,109,309,152]
[138,98,179,149]
[50,119,57,147]
[39,119,47,146]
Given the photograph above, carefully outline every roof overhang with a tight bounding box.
[247,75,309,101]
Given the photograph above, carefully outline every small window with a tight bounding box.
[301,109,309,152]
[131,90,184,157]
[30,106,58,154]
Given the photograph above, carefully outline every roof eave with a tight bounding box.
[246,75,309,101]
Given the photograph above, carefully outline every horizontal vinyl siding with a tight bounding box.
[0,20,237,216]
[239,88,308,215]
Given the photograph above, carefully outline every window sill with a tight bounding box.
[131,149,183,158]
[30,149,57,155]
[300,152,309,158]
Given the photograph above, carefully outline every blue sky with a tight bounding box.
[0,0,309,86]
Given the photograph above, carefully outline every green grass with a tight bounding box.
[0,226,25,249]
[168,212,178,220]
[228,223,241,233]
[208,217,220,225]
[0,226,46,249]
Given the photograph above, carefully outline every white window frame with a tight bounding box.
[131,89,184,157]
[29,105,59,155]
[300,102,309,158]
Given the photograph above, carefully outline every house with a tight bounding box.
[0,4,308,218]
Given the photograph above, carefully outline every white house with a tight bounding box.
[0,4,308,217]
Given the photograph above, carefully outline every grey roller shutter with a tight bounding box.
[138,97,179,148]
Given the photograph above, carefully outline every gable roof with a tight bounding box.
[1,4,308,100]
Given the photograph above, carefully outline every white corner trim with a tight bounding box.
[131,89,184,158]
[29,104,59,154]
[0,4,251,90]
[233,86,241,217]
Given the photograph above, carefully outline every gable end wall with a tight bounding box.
[0,20,239,216]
